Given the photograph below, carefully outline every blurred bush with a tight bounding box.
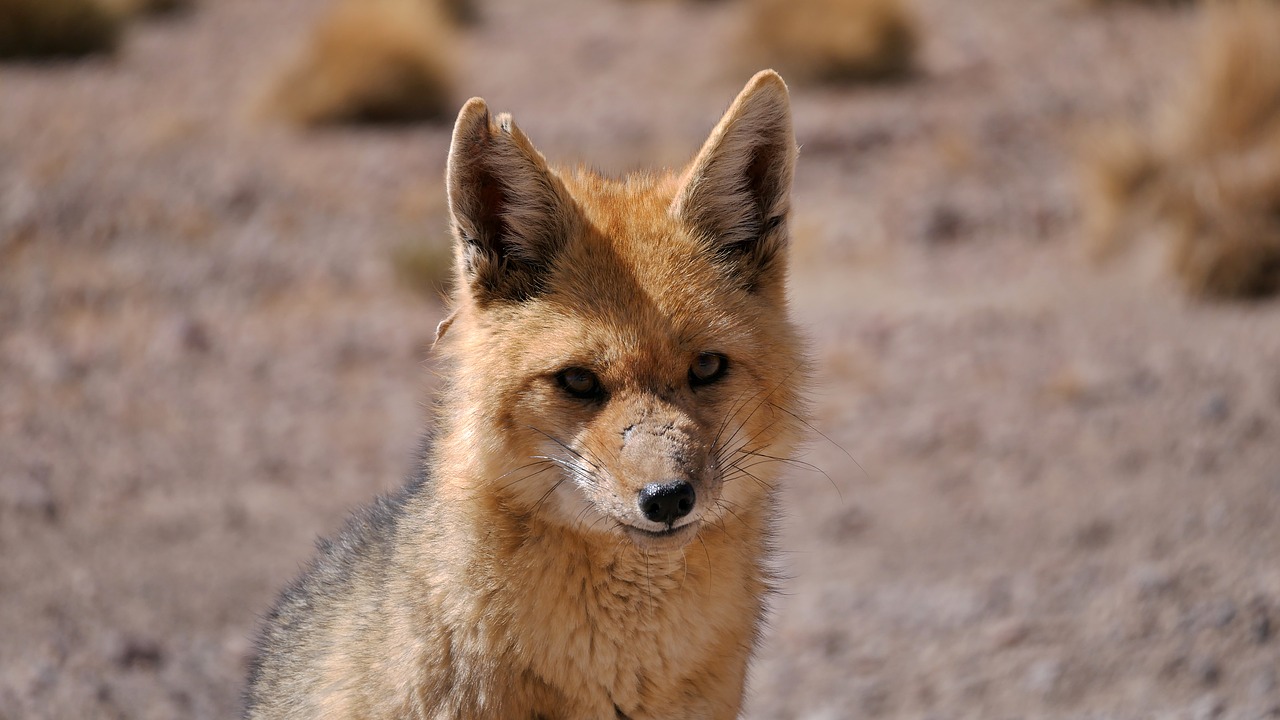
[260,0,456,126]
[0,0,122,58]
[102,0,191,18]
[742,0,919,84]
[1081,0,1280,299]
[438,0,479,26]
[1079,0,1193,6]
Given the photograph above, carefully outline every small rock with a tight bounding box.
[820,631,848,659]
[223,180,260,217]
[1133,564,1177,598]
[1191,655,1222,686]
[1195,448,1221,474]
[824,506,871,542]
[1129,368,1161,395]
[921,203,966,245]
[988,619,1031,649]
[1250,666,1277,699]
[1241,414,1270,442]
[180,318,213,354]
[2,467,57,522]
[1025,658,1063,698]
[1115,448,1147,473]
[1074,518,1114,549]
[982,576,1015,616]
[1211,599,1238,628]
[1205,501,1228,531]
[858,679,890,716]
[1033,204,1063,240]
[113,638,164,671]
[169,688,194,711]
[223,499,249,530]
[800,706,846,720]
[1200,393,1231,424]
[1253,601,1273,644]
[1161,653,1188,679]
[1256,615,1273,644]
[1191,693,1225,720]
[899,411,943,456]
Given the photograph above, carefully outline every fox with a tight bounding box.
[244,70,809,720]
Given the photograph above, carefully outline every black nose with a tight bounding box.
[638,481,696,525]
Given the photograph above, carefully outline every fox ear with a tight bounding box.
[447,98,576,304]
[672,71,796,293]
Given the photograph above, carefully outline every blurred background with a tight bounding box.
[2,0,1280,717]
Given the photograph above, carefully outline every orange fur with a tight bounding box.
[247,71,810,719]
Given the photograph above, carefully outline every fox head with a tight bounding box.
[435,71,807,552]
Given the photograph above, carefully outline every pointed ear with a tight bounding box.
[671,71,796,292]
[447,98,577,305]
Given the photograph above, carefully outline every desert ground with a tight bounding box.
[2,0,1279,718]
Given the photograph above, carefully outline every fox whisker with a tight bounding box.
[533,453,599,489]
[695,534,713,597]
[765,399,865,484]
[714,364,803,457]
[530,477,567,517]
[496,462,558,494]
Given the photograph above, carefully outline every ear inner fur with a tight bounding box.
[446,98,579,304]
[672,70,797,292]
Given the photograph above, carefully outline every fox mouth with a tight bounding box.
[621,519,700,549]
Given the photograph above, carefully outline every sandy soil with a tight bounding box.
[2,1,1278,718]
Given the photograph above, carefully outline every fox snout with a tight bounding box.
[598,410,720,548]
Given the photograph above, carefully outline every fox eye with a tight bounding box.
[557,367,604,400]
[689,353,728,387]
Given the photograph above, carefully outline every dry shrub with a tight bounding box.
[0,0,122,59]
[743,0,919,84]
[1082,0,1280,298]
[391,237,453,297]
[101,0,191,17]
[262,0,455,126]
[1078,0,1193,6]
[437,0,479,26]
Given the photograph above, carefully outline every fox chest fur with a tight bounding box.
[387,491,770,718]
[246,70,808,720]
